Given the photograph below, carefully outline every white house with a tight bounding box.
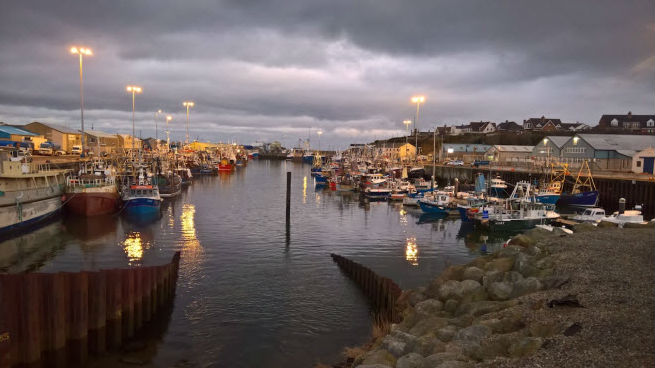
[632,147,655,174]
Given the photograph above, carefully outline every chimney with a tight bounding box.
[628,111,632,116]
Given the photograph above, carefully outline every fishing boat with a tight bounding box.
[176,167,193,186]
[475,201,560,231]
[600,206,647,227]
[556,160,598,208]
[418,198,448,214]
[154,172,182,198]
[217,158,234,172]
[122,170,162,217]
[535,164,566,205]
[336,175,355,192]
[363,177,391,200]
[456,196,487,222]
[0,149,68,234]
[571,207,606,222]
[488,176,510,199]
[64,160,120,216]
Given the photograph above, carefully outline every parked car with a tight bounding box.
[54,148,66,156]
[473,160,490,167]
[71,145,82,155]
[447,160,464,166]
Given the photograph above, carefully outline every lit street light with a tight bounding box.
[411,95,426,160]
[403,119,412,162]
[70,46,92,156]
[126,85,143,154]
[183,101,195,145]
[317,130,323,153]
[166,115,172,150]
[154,109,162,144]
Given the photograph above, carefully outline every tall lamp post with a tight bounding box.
[403,119,412,162]
[317,130,323,154]
[183,101,195,145]
[126,85,143,154]
[166,115,172,151]
[411,95,426,160]
[70,46,93,156]
[154,109,162,144]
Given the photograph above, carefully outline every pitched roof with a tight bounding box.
[442,143,491,152]
[489,145,534,152]
[598,114,655,127]
[0,125,38,136]
[497,121,521,130]
[85,129,117,139]
[27,122,80,135]
[576,134,654,151]
[524,117,563,127]
[545,136,571,148]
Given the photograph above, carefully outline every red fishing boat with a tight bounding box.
[217,158,234,172]
[64,160,120,216]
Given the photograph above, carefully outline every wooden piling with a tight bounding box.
[286,171,291,226]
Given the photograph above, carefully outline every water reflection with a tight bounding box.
[303,176,307,204]
[180,203,204,276]
[63,215,118,241]
[122,232,148,264]
[405,236,418,266]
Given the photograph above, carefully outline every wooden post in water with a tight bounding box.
[286,171,291,226]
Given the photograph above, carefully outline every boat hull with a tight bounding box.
[418,201,448,214]
[218,164,233,172]
[535,194,560,205]
[64,189,120,216]
[477,217,555,232]
[123,198,162,217]
[556,190,599,208]
[0,196,62,235]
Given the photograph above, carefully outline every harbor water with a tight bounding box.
[0,160,501,368]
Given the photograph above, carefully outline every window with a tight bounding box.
[610,118,618,127]
[647,119,654,127]
[565,147,586,154]
[637,161,642,167]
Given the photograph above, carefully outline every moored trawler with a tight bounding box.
[0,149,68,234]
[64,159,120,216]
[122,170,162,218]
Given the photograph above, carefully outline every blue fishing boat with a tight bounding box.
[556,161,598,208]
[418,199,448,215]
[122,172,162,218]
[314,173,328,184]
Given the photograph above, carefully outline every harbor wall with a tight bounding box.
[426,165,655,220]
[0,252,181,368]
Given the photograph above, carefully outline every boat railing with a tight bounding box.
[67,176,116,187]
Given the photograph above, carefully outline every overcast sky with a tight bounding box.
[0,0,653,149]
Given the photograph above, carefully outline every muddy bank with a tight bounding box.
[349,223,654,368]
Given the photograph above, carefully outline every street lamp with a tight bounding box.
[183,101,195,145]
[126,85,143,154]
[411,95,426,160]
[70,46,92,156]
[403,119,412,161]
[317,130,323,153]
[166,115,172,150]
[154,109,162,144]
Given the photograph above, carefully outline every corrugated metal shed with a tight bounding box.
[0,126,38,137]
[577,134,654,151]
[442,143,491,153]
[85,130,117,139]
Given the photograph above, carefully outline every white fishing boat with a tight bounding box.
[600,207,647,227]
[571,207,606,223]
[0,149,68,234]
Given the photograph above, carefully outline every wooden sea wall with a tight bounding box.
[331,254,402,323]
[427,165,655,220]
[0,252,181,368]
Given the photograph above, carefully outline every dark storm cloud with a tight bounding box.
[0,0,653,147]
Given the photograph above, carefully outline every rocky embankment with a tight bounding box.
[351,223,654,368]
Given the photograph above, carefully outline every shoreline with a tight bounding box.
[343,223,654,368]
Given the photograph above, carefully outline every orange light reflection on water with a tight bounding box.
[405,236,418,266]
[122,232,149,264]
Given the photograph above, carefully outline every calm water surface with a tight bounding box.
[0,160,502,368]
